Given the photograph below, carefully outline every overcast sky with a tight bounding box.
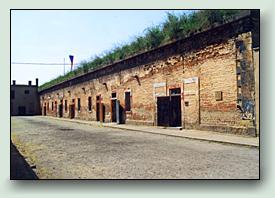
[11,10,193,85]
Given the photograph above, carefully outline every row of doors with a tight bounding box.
[42,89,183,127]
[44,97,111,122]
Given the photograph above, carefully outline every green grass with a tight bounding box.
[39,10,247,91]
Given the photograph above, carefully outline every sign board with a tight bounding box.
[153,82,166,88]
[183,77,198,84]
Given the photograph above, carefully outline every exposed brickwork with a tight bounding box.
[39,14,258,136]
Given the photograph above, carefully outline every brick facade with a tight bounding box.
[39,12,259,136]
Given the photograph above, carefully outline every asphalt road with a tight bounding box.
[11,116,259,179]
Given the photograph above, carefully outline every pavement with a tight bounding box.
[11,116,259,179]
[45,116,259,148]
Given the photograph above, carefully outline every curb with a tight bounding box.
[43,116,259,148]
[104,125,259,148]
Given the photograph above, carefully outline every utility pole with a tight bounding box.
[63,58,65,75]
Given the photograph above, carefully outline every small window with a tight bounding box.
[111,92,116,98]
[77,98,81,111]
[125,92,131,111]
[24,90,30,94]
[96,95,100,101]
[11,90,15,99]
[51,102,54,110]
[88,97,92,111]
[65,100,68,112]
[215,91,223,101]
[170,88,181,95]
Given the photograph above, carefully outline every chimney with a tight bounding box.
[28,80,32,86]
[12,80,16,85]
[35,78,39,86]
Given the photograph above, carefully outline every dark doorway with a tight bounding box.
[170,95,181,127]
[169,88,181,127]
[69,104,75,119]
[96,103,105,122]
[58,104,63,117]
[96,102,100,121]
[102,104,105,122]
[157,97,170,126]
[111,99,117,122]
[157,88,182,127]
[69,105,75,119]
[96,95,101,121]
[18,106,26,116]
[43,106,46,116]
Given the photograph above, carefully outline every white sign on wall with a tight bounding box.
[183,77,198,84]
[153,82,166,88]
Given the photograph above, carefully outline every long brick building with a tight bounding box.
[39,10,259,136]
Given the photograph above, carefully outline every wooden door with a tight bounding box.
[157,96,170,126]
[170,95,181,127]
[111,99,117,122]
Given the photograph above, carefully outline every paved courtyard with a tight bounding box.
[11,116,259,179]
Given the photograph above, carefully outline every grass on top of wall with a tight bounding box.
[39,10,247,91]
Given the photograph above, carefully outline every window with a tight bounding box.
[65,100,68,112]
[170,88,181,95]
[88,97,92,111]
[77,98,81,111]
[11,90,15,99]
[215,91,223,101]
[52,102,54,111]
[111,92,116,98]
[47,102,49,111]
[24,90,30,94]
[125,91,131,111]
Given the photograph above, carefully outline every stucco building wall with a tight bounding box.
[11,80,41,116]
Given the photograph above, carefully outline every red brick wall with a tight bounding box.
[40,31,255,133]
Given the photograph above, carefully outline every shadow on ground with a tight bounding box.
[10,142,38,180]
